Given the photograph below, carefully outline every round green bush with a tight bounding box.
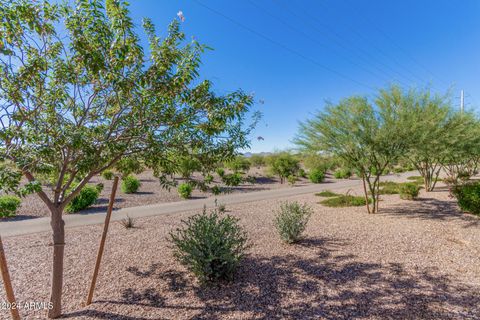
[308,169,325,183]
[178,183,193,199]
[65,186,100,213]
[121,175,141,194]
[101,170,114,180]
[274,201,312,244]
[204,174,214,184]
[0,195,21,217]
[222,173,243,186]
[216,168,225,178]
[334,168,352,179]
[211,185,222,195]
[287,175,297,186]
[452,182,480,215]
[399,183,420,200]
[169,206,249,283]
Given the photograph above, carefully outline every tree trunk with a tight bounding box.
[361,174,371,214]
[48,208,65,319]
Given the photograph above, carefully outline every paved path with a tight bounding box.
[0,172,417,237]
[0,178,366,237]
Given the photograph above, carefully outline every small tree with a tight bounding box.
[295,90,409,213]
[268,153,300,184]
[0,1,256,317]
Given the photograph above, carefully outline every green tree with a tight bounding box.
[0,1,256,317]
[295,91,409,213]
[269,153,300,184]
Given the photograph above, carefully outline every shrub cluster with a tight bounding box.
[315,190,339,197]
[65,185,100,213]
[178,183,193,199]
[222,173,243,186]
[121,175,141,194]
[334,168,352,179]
[101,170,114,180]
[169,206,249,283]
[274,201,312,244]
[320,194,370,207]
[452,182,480,215]
[0,195,21,217]
[308,169,325,183]
[399,183,420,200]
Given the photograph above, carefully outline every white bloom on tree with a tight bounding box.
[177,10,185,22]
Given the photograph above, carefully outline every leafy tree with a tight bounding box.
[0,1,256,317]
[295,91,410,213]
[268,153,300,184]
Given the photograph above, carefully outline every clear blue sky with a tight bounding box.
[127,0,480,153]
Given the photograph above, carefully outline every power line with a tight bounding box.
[247,0,410,88]
[342,0,451,88]
[193,0,376,91]
[274,1,424,87]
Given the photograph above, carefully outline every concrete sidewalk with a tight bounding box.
[0,178,364,237]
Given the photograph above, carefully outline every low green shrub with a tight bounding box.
[399,183,420,200]
[452,182,480,215]
[0,195,21,217]
[378,181,400,194]
[169,206,249,283]
[65,185,100,213]
[216,168,225,178]
[121,175,141,194]
[334,168,352,179]
[178,183,193,199]
[101,170,114,180]
[287,175,297,186]
[225,156,251,173]
[211,185,222,195]
[204,174,214,184]
[315,190,339,197]
[274,201,312,244]
[222,173,243,186]
[308,169,325,183]
[320,194,370,207]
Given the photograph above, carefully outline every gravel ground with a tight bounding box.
[13,168,311,220]
[1,184,480,319]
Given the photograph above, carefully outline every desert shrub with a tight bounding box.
[308,169,325,183]
[225,156,250,173]
[121,175,141,194]
[298,168,307,178]
[65,185,100,213]
[320,194,370,207]
[315,190,339,197]
[244,175,257,184]
[334,168,352,179]
[169,206,249,283]
[204,174,214,184]
[249,154,266,167]
[101,170,114,180]
[0,195,21,217]
[269,154,300,184]
[178,183,193,199]
[452,182,480,215]
[216,168,225,178]
[222,173,243,186]
[378,181,400,194]
[274,201,312,244]
[121,215,135,229]
[211,185,222,195]
[178,157,201,179]
[399,183,420,200]
[287,175,297,186]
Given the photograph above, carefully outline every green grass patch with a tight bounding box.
[315,190,340,197]
[378,181,401,194]
[320,194,371,207]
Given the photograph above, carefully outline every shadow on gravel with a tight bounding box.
[67,236,480,319]
[381,197,480,228]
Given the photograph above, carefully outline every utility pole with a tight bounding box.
[460,89,464,113]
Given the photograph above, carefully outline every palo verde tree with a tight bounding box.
[295,90,410,213]
[0,0,256,318]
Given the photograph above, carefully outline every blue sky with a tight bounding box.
[127,0,480,153]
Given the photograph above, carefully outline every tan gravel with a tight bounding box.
[1,184,480,319]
